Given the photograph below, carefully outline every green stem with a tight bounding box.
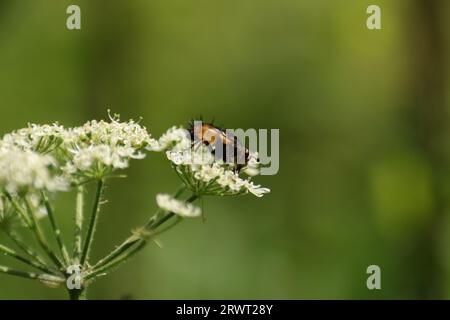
[150,215,183,236]
[88,216,184,281]
[0,264,40,280]
[4,192,31,226]
[68,287,86,300]
[89,194,198,278]
[4,230,58,274]
[24,200,65,271]
[151,212,175,229]
[80,179,104,266]
[41,191,70,265]
[86,240,146,281]
[88,234,141,275]
[89,187,187,272]
[0,265,64,286]
[5,193,64,271]
[72,186,84,264]
[144,185,186,228]
[0,244,59,275]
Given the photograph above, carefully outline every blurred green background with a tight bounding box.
[1,0,450,299]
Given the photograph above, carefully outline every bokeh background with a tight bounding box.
[1,0,450,299]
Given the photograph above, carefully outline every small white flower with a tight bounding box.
[0,146,68,194]
[63,144,146,179]
[156,193,201,218]
[65,114,157,150]
[166,144,215,167]
[243,152,261,176]
[0,123,65,152]
[244,181,271,198]
[59,114,155,180]
[149,127,191,152]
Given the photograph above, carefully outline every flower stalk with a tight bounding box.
[0,264,64,284]
[80,179,104,267]
[41,191,70,265]
[72,186,84,264]
[86,195,198,282]
[0,244,59,275]
[24,199,65,271]
[4,229,50,270]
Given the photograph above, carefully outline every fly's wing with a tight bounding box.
[221,134,247,166]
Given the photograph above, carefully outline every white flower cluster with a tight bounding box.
[155,127,270,198]
[149,126,191,152]
[60,115,156,180]
[156,193,201,218]
[0,123,65,153]
[0,146,67,194]
[63,144,146,175]
[0,112,156,186]
[63,114,157,149]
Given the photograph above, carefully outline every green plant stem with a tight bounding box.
[4,192,31,226]
[0,264,40,280]
[6,192,64,270]
[86,217,184,282]
[72,186,84,264]
[0,264,64,286]
[0,244,58,275]
[6,194,64,271]
[87,234,141,276]
[89,186,187,273]
[150,215,183,236]
[86,240,146,281]
[24,200,65,271]
[4,230,57,273]
[68,287,86,300]
[144,185,186,228]
[41,191,70,265]
[80,179,104,266]
[88,194,198,278]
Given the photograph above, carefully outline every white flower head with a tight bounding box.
[0,112,156,183]
[0,146,68,195]
[156,193,201,218]
[62,144,146,180]
[0,123,65,153]
[158,125,270,198]
[65,111,157,150]
[57,112,155,181]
